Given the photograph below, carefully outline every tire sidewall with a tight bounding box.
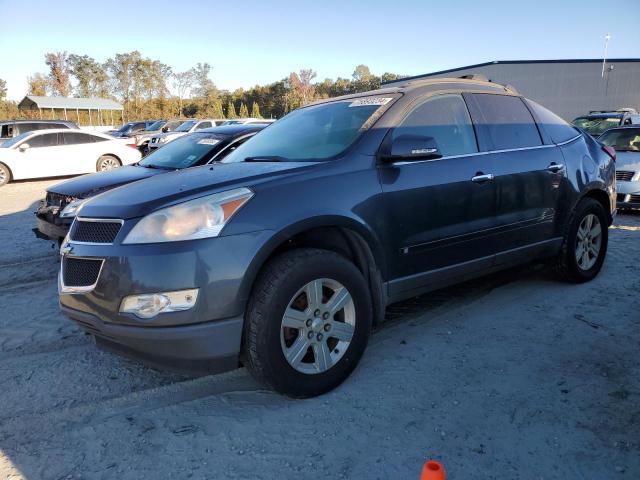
[97,156,119,171]
[0,163,10,186]
[254,252,372,397]
[566,200,608,281]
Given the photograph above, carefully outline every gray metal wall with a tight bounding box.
[419,61,640,121]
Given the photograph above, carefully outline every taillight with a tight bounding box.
[126,144,138,149]
[602,145,616,162]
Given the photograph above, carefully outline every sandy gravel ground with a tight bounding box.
[0,179,638,480]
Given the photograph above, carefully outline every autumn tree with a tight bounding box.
[28,73,49,96]
[45,51,71,96]
[250,101,262,118]
[239,102,249,117]
[68,54,110,97]
[173,68,196,116]
[193,63,217,98]
[226,100,237,118]
[0,79,6,100]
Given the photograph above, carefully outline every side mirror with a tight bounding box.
[161,126,169,132]
[18,143,30,152]
[383,134,442,162]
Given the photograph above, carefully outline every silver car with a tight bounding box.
[147,119,222,152]
[599,126,640,209]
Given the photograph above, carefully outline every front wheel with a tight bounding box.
[0,163,11,186]
[96,155,121,172]
[244,249,372,398]
[555,197,608,283]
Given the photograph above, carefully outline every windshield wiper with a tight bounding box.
[142,164,174,170]
[244,155,289,162]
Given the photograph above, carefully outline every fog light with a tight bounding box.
[120,289,199,319]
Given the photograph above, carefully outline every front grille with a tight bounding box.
[616,170,635,182]
[62,257,103,287]
[617,194,628,202]
[70,220,122,243]
[46,192,72,208]
[629,194,640,203]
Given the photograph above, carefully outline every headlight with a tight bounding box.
[122,187,253,244]
[60,198,86,218]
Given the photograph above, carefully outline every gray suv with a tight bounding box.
[59,77,616,397]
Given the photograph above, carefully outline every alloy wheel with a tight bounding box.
[280,278,355,375]
[575,213,602,270]
[99,157,119,171]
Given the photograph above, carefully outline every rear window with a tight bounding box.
[598,128,640,152]
[469,94,542,150]
[0,124,13,139]
[28,132,60,148]
[525,99,579,144]
[62,132,95,145]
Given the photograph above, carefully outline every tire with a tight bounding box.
[96,155,121,172]
[0,163,11,186]
[244,248,372,398]
[555,197,608,283]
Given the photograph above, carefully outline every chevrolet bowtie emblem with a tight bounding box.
[60,243,73,257]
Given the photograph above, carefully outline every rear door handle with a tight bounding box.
[547,163,565,173]
[471,173,494,183]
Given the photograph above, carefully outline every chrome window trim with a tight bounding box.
[390,134,582,166]
[207,133,256,164]
[69,217,125,245]
[58,256,105,294]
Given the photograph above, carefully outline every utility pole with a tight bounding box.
[601,33,611,78]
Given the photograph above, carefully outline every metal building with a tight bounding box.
[386,59,640,121]
[17,95,124,126]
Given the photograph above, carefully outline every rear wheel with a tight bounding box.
[0,163,11,186]
[555,198,608,282]
[244,248,372,398]
[96,155,121,172]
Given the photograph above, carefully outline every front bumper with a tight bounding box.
[58,229,274,371]
[34,205,72,241]
[616,179,640,209]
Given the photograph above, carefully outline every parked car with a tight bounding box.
[0,129,140,186]
[109,121,157,138]
[572,109,640,137]
[598,125,640,209]
[34,124,267,242]
[0,120,77,146]
[58,77,615,398]
[220,118,276,126]
[133,119,186,155]
[147,119,220,152]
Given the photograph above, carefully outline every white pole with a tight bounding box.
[601,33,611,78]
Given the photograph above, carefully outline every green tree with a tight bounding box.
[68,54,110,97]
[226,100,237,119]
[250,101,262,118]
[352,64,372,82]
[173,68,196,115]
[239,102,249,117]
[193,62,217,98]
[45,51,71,96]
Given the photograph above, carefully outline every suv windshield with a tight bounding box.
[139,133,226,169]
[175,121,197,132]
[222,96,394,163]
[116,122,135,133]
[145,121,166,131]
[573,116,622,136]
[598,128,640,152]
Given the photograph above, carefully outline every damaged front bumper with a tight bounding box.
[34,201,73,242]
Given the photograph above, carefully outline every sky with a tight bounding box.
[0,0,638,100]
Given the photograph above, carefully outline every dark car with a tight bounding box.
[598,125,640,209]
[572,109,640,137]
[0,120,77,146]
[34,124,266,243]
[109,121,157,138]
[58,77,616,398]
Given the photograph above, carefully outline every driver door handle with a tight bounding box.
[547,163,565,173]
[471,173,494,183]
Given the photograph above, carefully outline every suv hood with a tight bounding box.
[49,165,161,198]
[80,161,316,219]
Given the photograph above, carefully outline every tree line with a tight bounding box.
[0,51,404,122]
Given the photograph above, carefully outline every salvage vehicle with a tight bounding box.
[133,119,186,155]
[58,77,616,398]
[147,119,222,152]
[0,129,140,186]
[572,108,640,137]
[35,124,267,242]
[598,125,640,209]
[0,119,77,146]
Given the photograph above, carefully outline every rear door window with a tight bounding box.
[392,94,478,156]
[27,133,60,148]
[525,99,579,144]
[468,94,542,150]
[62,132,94,145]
[196,121,212,130]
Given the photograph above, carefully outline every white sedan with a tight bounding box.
[0,129,141,185]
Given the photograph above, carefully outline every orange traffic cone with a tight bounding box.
[421,460,446,480]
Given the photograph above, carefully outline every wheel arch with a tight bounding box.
[581,187,613,226]
[241,216,387,327]
[0,161,13,183]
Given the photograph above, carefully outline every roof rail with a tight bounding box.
[458,74,489,82]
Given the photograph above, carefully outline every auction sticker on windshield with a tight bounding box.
[197,138,220,145]
[349,97,393,107]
